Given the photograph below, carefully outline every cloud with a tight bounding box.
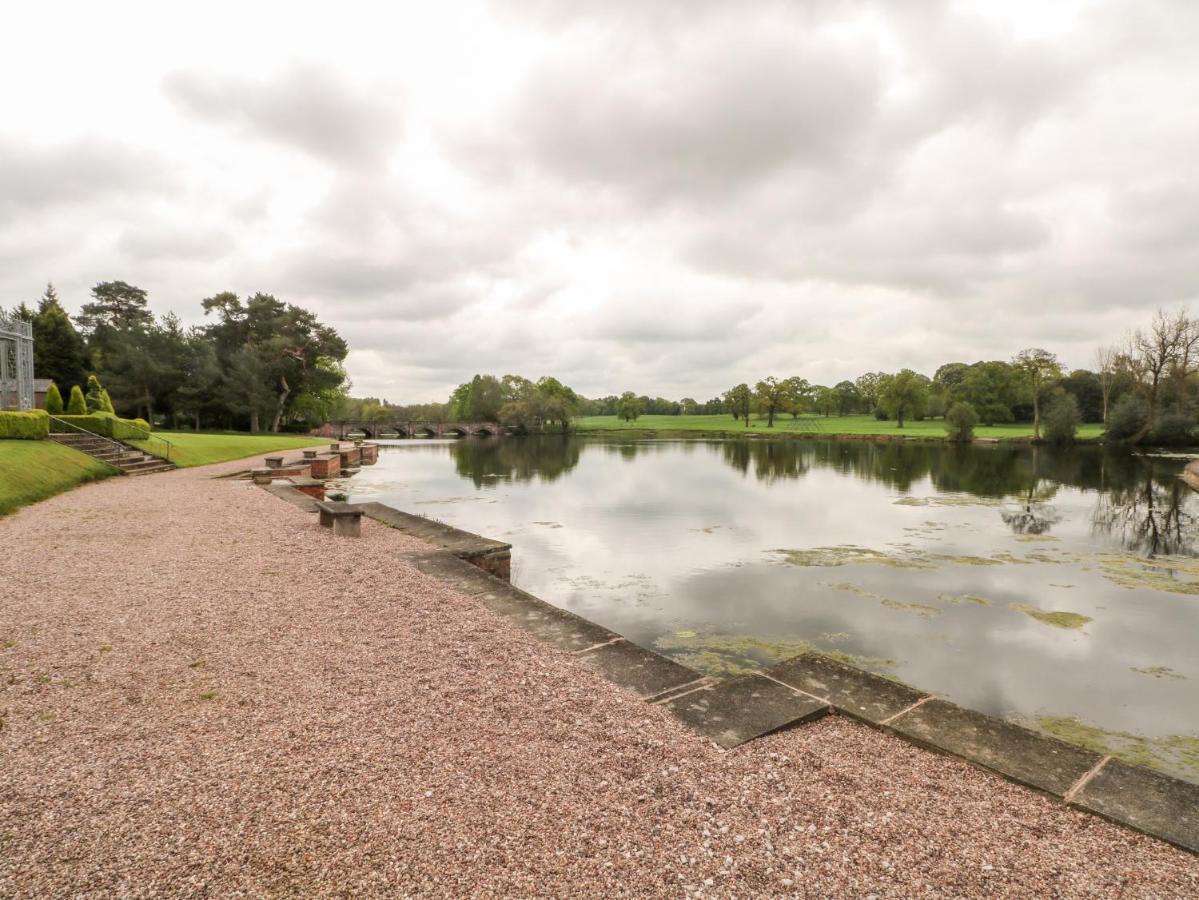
[165,65,402,167]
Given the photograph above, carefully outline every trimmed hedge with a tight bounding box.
[0,409,50,440]
[55,413,148,441]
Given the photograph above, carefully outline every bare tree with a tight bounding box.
[1130,308,1188,435]
[1170,312,1199,414]
[1013,348,1063,440]
[1095,344,1119,426]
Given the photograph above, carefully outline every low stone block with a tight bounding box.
[1070,758,1199,854]
[575,639,701,699]
[264,455,284,469]
[766,653,926,725]
[887,699,1101,797]
[338,447,362,468]
[302,449,319,459]
[308,455,341,478]
[359,443,379,464]
[662,674,829,749]
[251,467,273,485]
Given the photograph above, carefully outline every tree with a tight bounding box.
[1060,370,1104,423]
[854,372,886,414]
[67,384,87,415]
[879,369,928,428]
[85,374,105,413]
[724,384,752,426]
[944,402,978,442]
[1013,348,1064,440]
[76,281,153,335]
[1130,308,1187,435]
[616,391,643,422]
[813,385,837,417]
[30,284,87,390]
[833,380,861,415]
[1095,345,1119,425]
[45,382,63,415]
[953,361,1024,425]
[1042,393,1080,445]
[754,376,787,427]
[933,362,970,393]
[782,377,812,418]
[1106,394,1148,443]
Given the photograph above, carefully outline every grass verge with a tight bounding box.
[0,441,117,517]
[131,432,330,468]
[573,414,1106,441]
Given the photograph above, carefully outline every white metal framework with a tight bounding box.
[0,313,35,410]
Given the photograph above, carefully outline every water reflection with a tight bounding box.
[337,436,1199,771]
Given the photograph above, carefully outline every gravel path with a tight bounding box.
[2,461,1197,898]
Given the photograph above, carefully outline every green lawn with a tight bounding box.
[574,414,1106,441]
[0,441,117,517]
[132,432,330,468]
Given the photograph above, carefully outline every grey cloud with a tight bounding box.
[0,139,170,225]
[117,225,236,262]
[165,66,401,167]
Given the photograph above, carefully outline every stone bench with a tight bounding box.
[302,449,320,460]
[251,467,274,485]
[264,455,285,469]
[315,500,363,537]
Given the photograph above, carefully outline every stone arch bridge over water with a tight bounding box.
[332,421,510,439]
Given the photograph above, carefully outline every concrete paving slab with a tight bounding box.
[887,699,1101,797]
[767,653,927,725]
[406,552,507,596]
[575,640,702,700]
[662,673,829,749]
[475,585,620,652]
[1071,758,1199,854]
[260,482,320,513]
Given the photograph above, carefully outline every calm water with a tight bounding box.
[332,437,1199,778]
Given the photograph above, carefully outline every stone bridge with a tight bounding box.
[332,421,508,439]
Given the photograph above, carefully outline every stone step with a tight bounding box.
[125,464,175,476]
[119,459,168,472]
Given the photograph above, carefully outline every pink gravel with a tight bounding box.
[1,461,1197,898]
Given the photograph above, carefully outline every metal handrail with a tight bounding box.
[121,420,174,462]
[47,414,173,462]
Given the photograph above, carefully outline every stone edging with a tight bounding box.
[255,480,1198,856]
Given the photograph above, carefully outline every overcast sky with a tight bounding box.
[3,1,1197,402]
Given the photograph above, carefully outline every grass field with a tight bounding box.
[133,432,330,468]
[574,414,1107,441]
[0,441,117,517]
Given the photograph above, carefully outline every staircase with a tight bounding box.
[49,432,177,476]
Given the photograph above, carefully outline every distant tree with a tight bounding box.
[29,284,87,390]
[782,376,812,418]
[1095,344,1119,425]
[813,385,837,417]
[1013,348,1064,440]
[1130,309,1188,435]
[1106,394,1148,443]
[45,382,63,415]
[833,380,861,415]
[754,376,787,427]
[953,361,1024,425]
[933,362,970,393]
[680,397,698,415]
[879,369,928,428]
[617,391,643,422]
[1060,369,1104,423]
[67,384,87,415]
[76,281,153,335]
[724,384,752,426]
[944,402,978,442]
[1042,393,1081,445]
[854,372,886,414]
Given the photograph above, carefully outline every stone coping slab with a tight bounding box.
[575,639,702,700]
[886,698,1102,798]
[663,673,829,749]
[765,653,927,726]
[261,482,320,513]
[1070,758,1199,854]
[358,502,511,558]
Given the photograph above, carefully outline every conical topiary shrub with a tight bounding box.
[45,382,64,415]
[67,384,87,415]
[85,374,104,413]
[100,388,116,415]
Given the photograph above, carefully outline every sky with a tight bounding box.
[2,0,1198,403]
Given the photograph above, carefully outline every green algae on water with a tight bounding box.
[1009,603,1092,630]
[938,593,992,606]
[1131,665,1186,680]
[652,630,900,680]
[1029,716,1199,781]
[773,545,935,569]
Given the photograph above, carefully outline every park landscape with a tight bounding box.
[5,2,1199,897]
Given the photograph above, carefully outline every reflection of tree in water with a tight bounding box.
[996,446,1062,536]
[1092,461,1199,557]
[720,442,811,483]
[449,437,581,487]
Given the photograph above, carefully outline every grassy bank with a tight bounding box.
[0,441,117,517]
[574,414,1106,442]
[133,432,329,468]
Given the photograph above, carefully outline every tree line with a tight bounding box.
[7,282,348,432]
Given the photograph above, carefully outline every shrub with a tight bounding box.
[1043,394,1080,445]
[944,402,978,442]
[85,374,105,413]
[56,414,146,440]
[100,389,116,415]
[0,409,50,439]
[66,385,87,415]
[45,383,64,415]
[1106,395,1148,443]
[873,407,888,421]
[1149,412,1197,446]
[130,418,151,432]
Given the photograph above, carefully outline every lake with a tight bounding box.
[330,436,1199,781]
